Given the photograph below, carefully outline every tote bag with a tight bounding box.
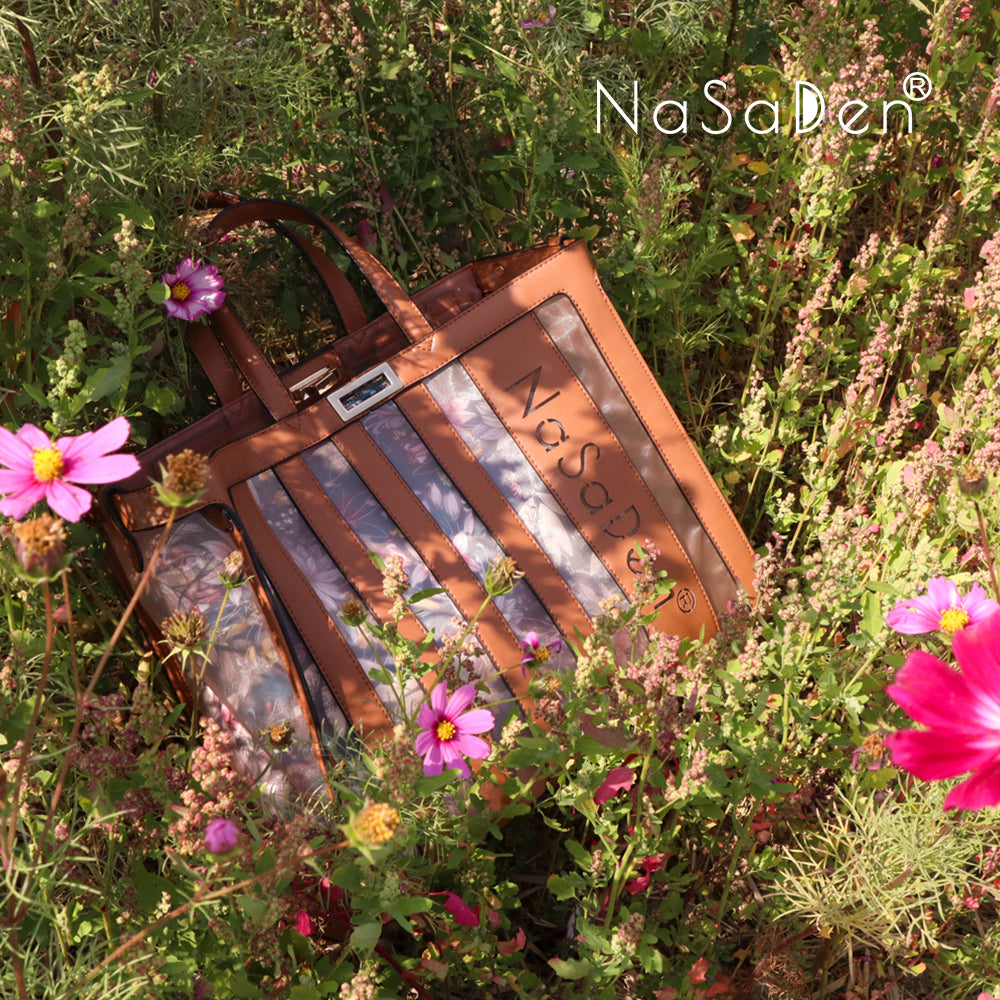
[100,199,755,808]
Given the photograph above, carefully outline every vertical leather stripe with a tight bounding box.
[230,480,392,735]
[335,421,531,702]
[534,295,741,618]
[460,314,718,639]
[396,384,593,640]
[186,323,243,405]
[274,455,435,657]
[552,250,756,599]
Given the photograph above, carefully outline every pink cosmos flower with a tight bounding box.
[886,577,999,635]
[886,610,1000,810]
[0,417,140,522]
[294,909,313,936]
[161,258,226,321]
[444,892,480,927]
[204,817,239,854]
[519,630,562,676]
[414,682,493,778]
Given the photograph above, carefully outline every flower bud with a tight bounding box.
[10,513,67,578]
[219,549,249,587]
[155,449,209,508]
[161,610,208,648]
[959,464,989,498]
[351,802,401,847]
[485,556,523,597]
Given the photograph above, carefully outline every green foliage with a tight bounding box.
[3,0,1000,997]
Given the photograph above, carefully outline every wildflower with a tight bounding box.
[485,555,524,597]
[340,598,367,627]
[161,610,207,648]
[219,549,249,587]
[519,630,562,675]
[9,513,67,577]
[959,464,989,498]
[886,610,1000,810]
[0,417,140,522]
[520,3,556,28]
[444,892,479,927]
[161,258,225,322]
[886,577,999,635]
[204,817,239,854]
[294,909,313,936]
[414,682,493,778]
[352,802,401,846]
[154,449,209,508]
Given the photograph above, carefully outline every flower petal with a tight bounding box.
[430,681,448,715]
[952,611,1000,694]
[942,758,1000,811]
[0,426,35,469]
[454,708,495,736]
[0,469,42,492]
[0,480,48,519]
[44,479,93,521]
[445,683,478,718]
[886,729,997,781]
[15,424,54,451]
[451,733,489,763]
[65,453,141,485]
[57,416,131,464]
[886,650,985,732]
[886,595,943,634]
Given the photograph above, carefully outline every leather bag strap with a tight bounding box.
[207,199,433,344]
[200,199,434,420]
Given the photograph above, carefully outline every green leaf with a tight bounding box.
[546,874,577,901]
[144,382,180,415]
[549,956,595,979]
[407,587,446,604]
[32,199,62,219]
[349,920,382,953]
[83,354,131,404]
[329,862,363,891]
[238,894,270,925]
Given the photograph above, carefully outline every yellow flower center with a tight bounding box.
[940,607,970,633]
[534,646,552,663]
[436,720,457,742]
[170,282,191,301]
[32,447,65,483]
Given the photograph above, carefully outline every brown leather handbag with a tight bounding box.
[100,199,755,808]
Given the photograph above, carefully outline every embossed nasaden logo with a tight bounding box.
[503,365,694,614]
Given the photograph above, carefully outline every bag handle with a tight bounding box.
[199,199,433,420]
[207,199,433,341]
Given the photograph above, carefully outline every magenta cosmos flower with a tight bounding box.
[886,610,1000,810]
[204,817,239,854]
[886,577,1000,635]
[519,630,562,677]
[161,258,226,321]
[0,417,140,522]
[414,682,493,778]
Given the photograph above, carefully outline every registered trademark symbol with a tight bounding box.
[676,588,696,613]
[904,72,932,101]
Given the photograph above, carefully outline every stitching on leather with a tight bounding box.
[401,384,592,632]
[336,422,520,668]
[556,276,751,592]
[458,317,716,631]
[230,479,391,730]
